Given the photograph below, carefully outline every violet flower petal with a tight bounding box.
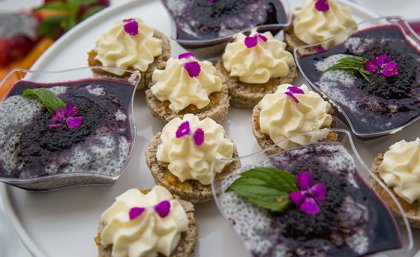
[178,52,194,59]
[176,121,191,138]
[381,61,398,77]
[310,183,327,202]
[374,54,390,67]
[184,61,201,78]
[66,116,83,129]
[154,200,171,218]
[124,19,139,35]
[289,191,306,206]
[284,91,299,103]
[55,109,66,122]
[364,60,378,73]
[315,0,330,12]
[129,207,146,221]
[287,86,304,95]
[49,123,62,129]
[193,128,205,146]
[64,102,78,117]
[316,46,326,53]
[244,36,258,48]
[51,114,58,123]
[296,172,312,190]
[300,198,320,215]
[258,34,268,42]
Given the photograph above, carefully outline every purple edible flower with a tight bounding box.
[316,46,326,54]
[193,128,205,146]
[244,34,268,48]
[129,207,146,221]
[183,61,201,78]
[284,86,304,103]
[49,103,83,130]
[176,121,191,138]
[381,61,398,77]
[178,52,194,59]
[123,18,139,35]
[289,172,327,216]
[315,0,330,12]
[154,200,171,218]
[364,60,379,73]
[364,54,398,77]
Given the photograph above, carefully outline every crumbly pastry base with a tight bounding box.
[215,58,297,109]
[145,85,230,123]
[251,105,336,155]
[95,189,198,257]
[370,154,420,228]
[145,133,241,203]
[87,30,171,90]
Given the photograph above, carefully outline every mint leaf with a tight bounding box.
[226,167,297,212]
[22,88,66,114]
[325,56,371,83]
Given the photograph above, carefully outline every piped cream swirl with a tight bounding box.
[293,0,357,47]
[222,30,294,84]
[100,186,189,257]
[95,18,162,75]
[258,84,333,149]
[378,138,420,204]
[156,114,234,185]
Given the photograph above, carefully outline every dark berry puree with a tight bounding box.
[298,24,420,135]
[162,0,287,41]
[220,143,402,257]
[0,78,134,179]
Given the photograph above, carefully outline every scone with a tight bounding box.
[145,114,241,203]
[146,52,229,123]
[252,84,335,155]
[370,138,420,228]
[284,0,357,54]
[95,186,197,257]
[88,18,171,89]
[216,29,297,108]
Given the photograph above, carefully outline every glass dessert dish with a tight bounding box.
[294,17,420,140]
[161,0,291,59]
[211,129,413,257]
[0,67,140,191]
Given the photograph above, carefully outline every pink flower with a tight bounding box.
[364,54,398,77]
[244,34,268,48]
[123,18,139,35]
[183,61,201,77]
[284,86,305,103]
[128,200,172,221]
[175,121,205,146]
[49,103,83,130]
[315,0,330,12]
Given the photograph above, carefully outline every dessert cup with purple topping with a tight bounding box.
[295,17,420,139]
[0,67,140,191]
[211,129,413,257]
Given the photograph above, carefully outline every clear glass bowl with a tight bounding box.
[0,67,141,191]
[211,129,413,257]
[161,0,291,59]
[294,17,420,140]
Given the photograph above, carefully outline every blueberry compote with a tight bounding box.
[220,143,402,257]
[298,24,419,135]
[0,78,134,179]
[162,0,287,41]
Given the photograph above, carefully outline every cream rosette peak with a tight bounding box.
[293,0,357,47]
[95,18,163,76]
[222,29,294,84]
[150,53,223,113]
[100,186,189,257]
[378,138,420,204]
[156,114,234,185]
[258,84,333,149]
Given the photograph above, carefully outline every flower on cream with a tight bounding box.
[157,114,234,185]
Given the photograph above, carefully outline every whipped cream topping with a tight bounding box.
[95,18,162,76]
[156,114,234,185]
[378,138,420,204]
[222,30,294,84]
[258,84,333,149]
[293,0,357,47]
[100,186,189,257]
[150,56,223,112]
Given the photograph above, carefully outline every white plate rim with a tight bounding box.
[0,1,380,257]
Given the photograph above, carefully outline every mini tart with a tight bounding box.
[216,59,297,108]
[95,188,198,257]
[371,154,420,228]
[88,26,171,90]
[146,133,240,203]
[145,86,230,123]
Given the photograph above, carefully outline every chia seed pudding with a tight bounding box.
[162,0,287,41]
[298,24,420,135]
[219,143,402,257]
[0,78,134,183]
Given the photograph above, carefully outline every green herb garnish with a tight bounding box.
[325,56,371,83]
[22,88,66,114]
[226,167,298,212]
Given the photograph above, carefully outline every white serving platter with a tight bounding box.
[0,0,419,257]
